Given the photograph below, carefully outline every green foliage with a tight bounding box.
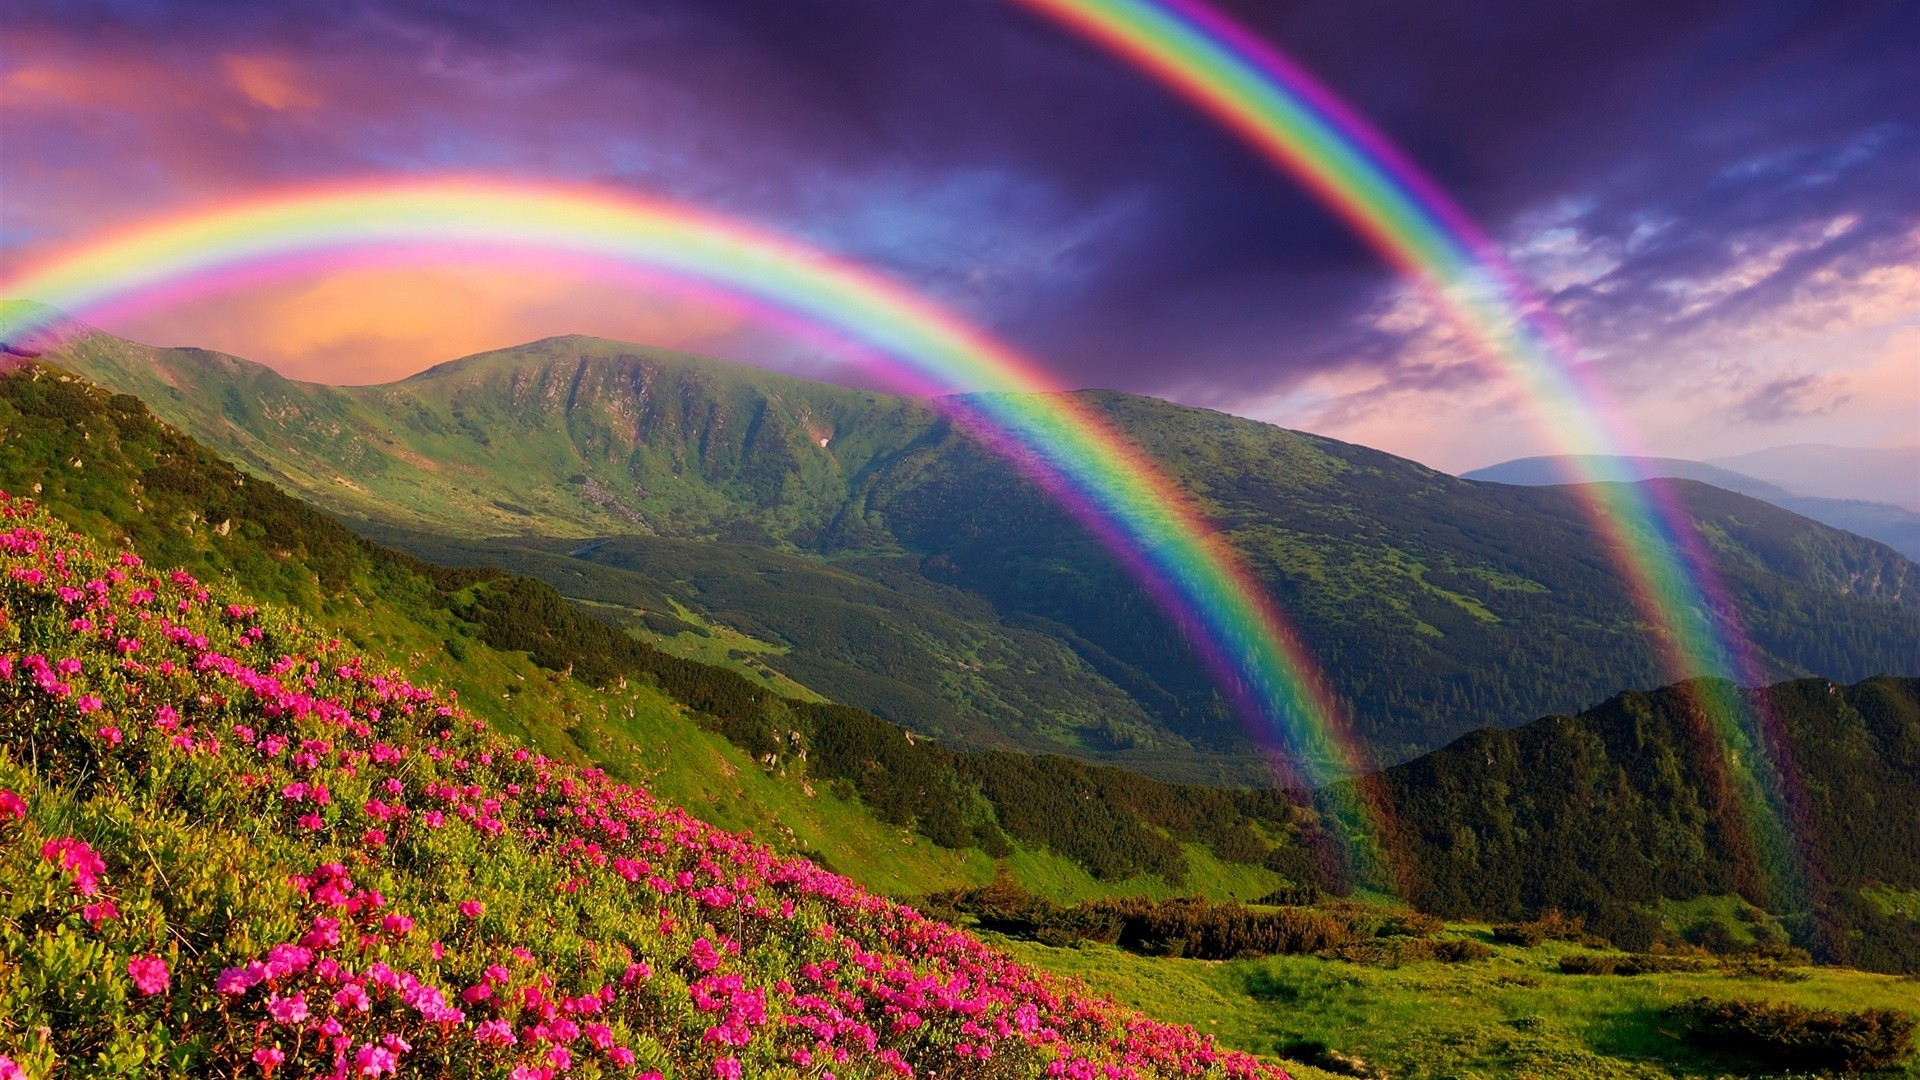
[0,496,1288,1080]
[1359,676,1920,973]
[1668,996,1917,1073]
[996,927,1920,1079]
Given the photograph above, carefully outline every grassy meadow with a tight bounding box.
[996,929,1920,1078]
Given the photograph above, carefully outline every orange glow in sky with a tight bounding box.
[103,264,753,385]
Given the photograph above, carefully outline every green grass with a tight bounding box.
[1656,895,1789,951]
[1863,886,1920,924]
[995,929,1920,1078]
[572,593,828,702]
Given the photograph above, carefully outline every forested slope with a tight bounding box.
[1364,675,1920,972]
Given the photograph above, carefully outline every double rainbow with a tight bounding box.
[0,1,1814,898]
[1016,0,1809,897]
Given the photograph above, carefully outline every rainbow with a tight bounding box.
[0,180,1396,848]
[1015,0,1812,898]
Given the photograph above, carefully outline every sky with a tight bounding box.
[1,0,1915,472]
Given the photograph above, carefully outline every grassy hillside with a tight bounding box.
[0,359,1323,900]
[33,319,1916,781]
[0,492,1293,1079]
[994,929,1920,1079]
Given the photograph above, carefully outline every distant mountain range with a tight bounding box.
[22,311,1918,781]
[1464,454,1920,560]
[1711,444,1920,512]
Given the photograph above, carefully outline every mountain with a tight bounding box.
[1466,453,1920,559]
[1711,443,1920,512]
[34,320,1920,778]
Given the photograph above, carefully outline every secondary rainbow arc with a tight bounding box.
[0,180,1395,857]
[1016,0,1812,898]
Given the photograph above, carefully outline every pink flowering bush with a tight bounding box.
[0,492,1289,1079]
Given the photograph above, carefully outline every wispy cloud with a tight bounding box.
[1731,374,1852,422]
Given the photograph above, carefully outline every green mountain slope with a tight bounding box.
[0,358,1325,899]
[31,317,1918,777]
[1357,674,1920,973]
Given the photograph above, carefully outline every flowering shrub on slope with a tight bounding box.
[0,492,1288,1080]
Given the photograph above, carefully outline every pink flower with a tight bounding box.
[97,725,123,746]
[83,899,120,928]
[217,964,265,995]
[381,914,414,936]
[713,1056,742,1080]
[126,955,170,995]
[690,937,722,972]
[354,1043,399,1077]
[0,1054,24,1080]
[473,1019,516,1047]
[0,790,24,821]
[41,836,106,895]
[251,1046,285,1076]
[300,916,342,949]
[459,900,485,919]
[266,991,309,1024]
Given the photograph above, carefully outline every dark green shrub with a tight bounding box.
[1253,883,1324,907]
[1669,997,1916,1073]
[1493,922,1546,947]
[1559,951,1708,976]
[925,880,1431,961]
[1326,936,1492,967]
[1557,953,1617,975]
[1493,909,1603,948]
